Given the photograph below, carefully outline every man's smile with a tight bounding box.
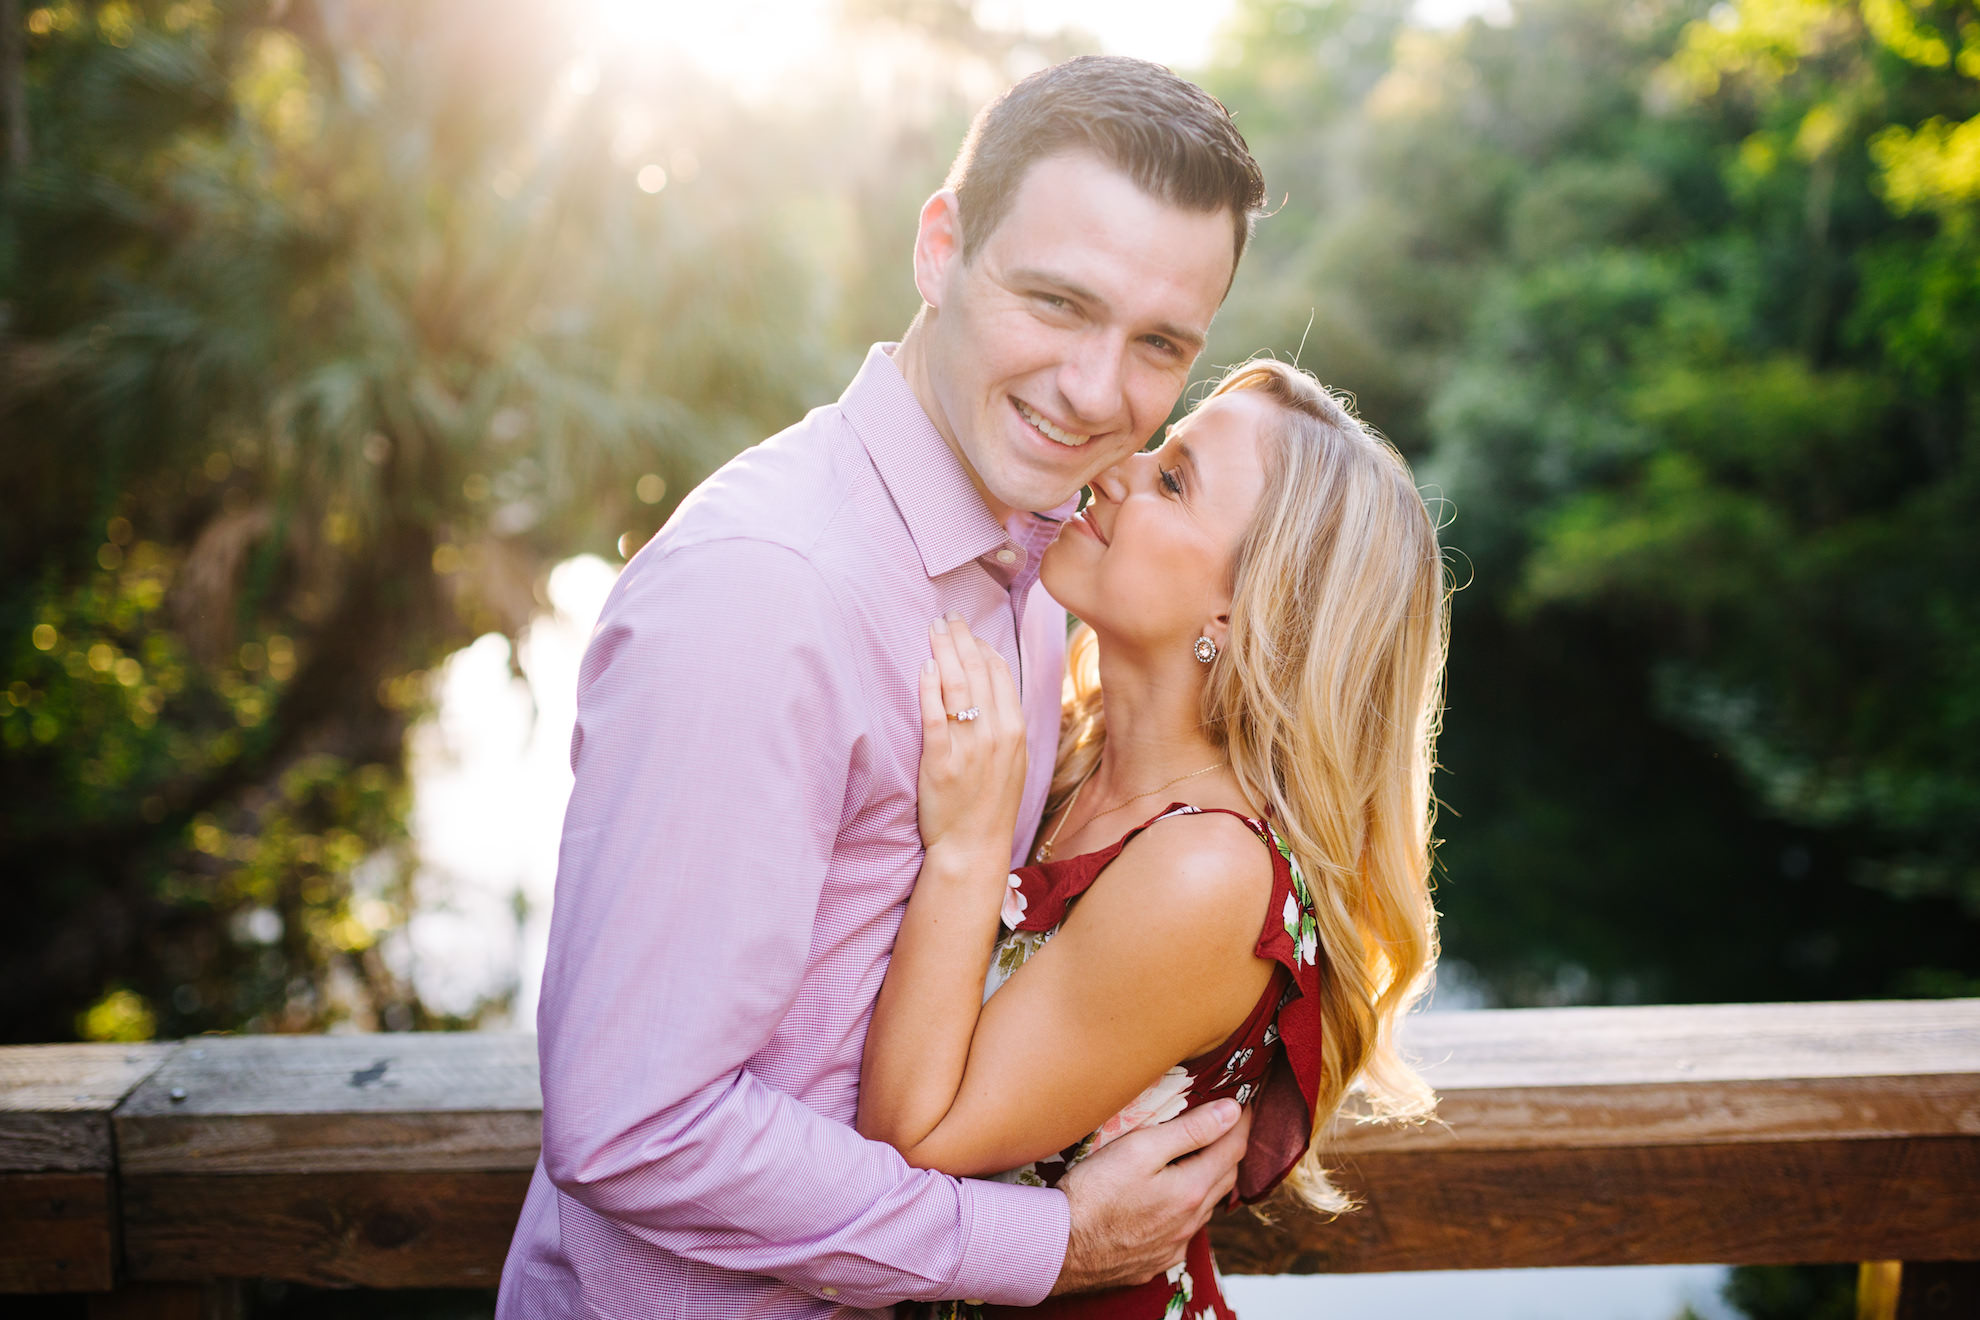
[1013,397,1093,448]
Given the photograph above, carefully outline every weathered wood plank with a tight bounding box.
[5,1001,1977,1290]
[0,1043,177,1172]
[1395,999,1980,1089]
[1210,1135,1980,1274]
[1335,1000,1980,1154]
[116,1033,540,1175]
[122,1170,531,1288]
[1338,1073,1980,1154]
[0,1171,116,1291]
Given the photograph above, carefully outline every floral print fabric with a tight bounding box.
[910,803,1326,1320]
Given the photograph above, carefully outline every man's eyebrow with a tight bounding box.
[1006,267,1208,354]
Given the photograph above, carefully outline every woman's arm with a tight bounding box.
[857,615,1031,1152]
[857,618,1277,1177]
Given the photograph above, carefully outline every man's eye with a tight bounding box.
[1145,335,1176,355]
[1160,467,1183,495]
[1038,294,1071,311]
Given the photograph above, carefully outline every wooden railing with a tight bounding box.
[4,1000,1978,1315]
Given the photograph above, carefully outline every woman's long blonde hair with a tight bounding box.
[1049,357,1450,1210]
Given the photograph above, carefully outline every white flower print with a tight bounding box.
[1091,1065,1195,1154]
[1162,1259,1194,1319]
[1301,927,1318,967]
[983,928,1050,1002]
[1235,1081,1255,1105]
[1262,1021,1278,1046]
[1281,893,1299,939]
[1000,872,1028,929]
[1226,1047,1253,1073]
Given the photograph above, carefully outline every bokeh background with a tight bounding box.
[4,1,1977,1317]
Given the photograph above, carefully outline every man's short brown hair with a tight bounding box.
[945,55,1267,274]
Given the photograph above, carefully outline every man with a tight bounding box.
[499,56,1268,1317]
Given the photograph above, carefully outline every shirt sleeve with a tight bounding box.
[535,537,1069,1309]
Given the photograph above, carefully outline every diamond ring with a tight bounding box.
[948,706,982,722]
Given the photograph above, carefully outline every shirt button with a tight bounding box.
[995,548,1018,565]
[822,1286,838,1297]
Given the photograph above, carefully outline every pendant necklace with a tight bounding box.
[1034,756,1228,863]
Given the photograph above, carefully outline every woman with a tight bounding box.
[858,358,1450,1318]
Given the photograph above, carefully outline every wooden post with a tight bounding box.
[0,1043,175,1291]
[1859,1260,1901,1320]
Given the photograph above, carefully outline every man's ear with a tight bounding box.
[912,189,964,309]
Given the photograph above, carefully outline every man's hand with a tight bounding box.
[1050,1098,1252,1295]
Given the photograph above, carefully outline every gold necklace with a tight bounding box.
[1034,757,1228,862]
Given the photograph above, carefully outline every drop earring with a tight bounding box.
[1193,636,1218,664]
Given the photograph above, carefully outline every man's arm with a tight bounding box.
[535,538,1066,1308]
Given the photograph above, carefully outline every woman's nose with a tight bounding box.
[1091,460,1131,504]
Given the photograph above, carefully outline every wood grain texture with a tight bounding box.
[1394,999,1980,1089]
[0,1043,177,1172]
[1210,1135,1980,1274]
[121,1170,532,1288]
[0,1171,116,1291]
[116,1033,541,1174]
[3,1001,1976,1289]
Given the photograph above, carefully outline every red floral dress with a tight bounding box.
[912,802,1326,1320]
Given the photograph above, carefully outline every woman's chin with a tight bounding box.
[1037,553,1087,612]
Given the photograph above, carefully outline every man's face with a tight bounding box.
[917,152,1237,519]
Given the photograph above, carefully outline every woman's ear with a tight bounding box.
[911,189,964,309]
[1199,608,1233,658]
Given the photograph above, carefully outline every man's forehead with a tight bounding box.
[985,153,1236,317]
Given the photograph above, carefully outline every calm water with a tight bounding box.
[405,554,1734,1320]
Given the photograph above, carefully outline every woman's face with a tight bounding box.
[1041,387,1275,658]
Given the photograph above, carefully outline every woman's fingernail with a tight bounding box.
[946,611,964,624]
[924,657,936,674]
[932,617,948,634]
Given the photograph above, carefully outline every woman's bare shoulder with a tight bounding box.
[1086,808,1277,945]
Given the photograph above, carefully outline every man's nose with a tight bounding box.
[1057,333,1127,429]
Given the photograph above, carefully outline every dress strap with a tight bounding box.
[1004,800,1276,933]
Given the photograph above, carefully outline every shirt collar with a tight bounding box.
[842,343,1073,581]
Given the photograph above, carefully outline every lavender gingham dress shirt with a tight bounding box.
[497,344,1075,1318]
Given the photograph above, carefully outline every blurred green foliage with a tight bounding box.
[1207,0,1980,1006]
[0,0,1025,1040]
[2,0,1975,1058]
[2,5,1973,1317]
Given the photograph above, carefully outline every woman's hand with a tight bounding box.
[860,614,1026,1152]
[917,613,1027,868]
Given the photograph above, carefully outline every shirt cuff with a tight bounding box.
[951,1179,1071,1307]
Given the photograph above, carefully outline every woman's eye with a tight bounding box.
[1160,467,1183,496]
